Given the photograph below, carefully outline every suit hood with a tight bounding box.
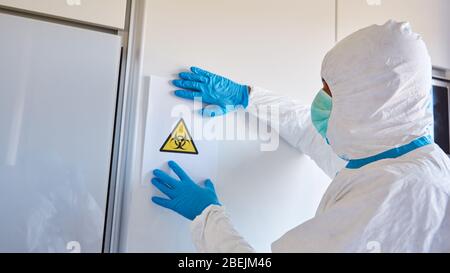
[321,20,433,160]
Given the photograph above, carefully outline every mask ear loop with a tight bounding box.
[322,79,334,148]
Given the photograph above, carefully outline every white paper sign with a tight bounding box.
[136,76,220,252]
[141,75,218,187]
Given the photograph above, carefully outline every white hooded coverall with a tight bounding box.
[190,21,450,253]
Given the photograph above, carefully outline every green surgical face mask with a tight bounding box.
[311,89,332,141]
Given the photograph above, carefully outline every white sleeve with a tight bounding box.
[190,205,255,253]
[190,87,346,253]
[247,86,346,179]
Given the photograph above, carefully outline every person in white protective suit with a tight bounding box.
[150,20,450,253]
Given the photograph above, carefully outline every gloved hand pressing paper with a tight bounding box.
[151,161,221,221]
[173,67,250,117]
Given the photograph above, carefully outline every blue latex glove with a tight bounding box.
[173,67,250,117]
[151,161,221,221]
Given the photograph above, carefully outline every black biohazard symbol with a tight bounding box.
[173,131,190,150]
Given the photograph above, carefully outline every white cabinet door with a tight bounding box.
[0,12,121,252]
[0,0,127,29]
[337,0,450,69]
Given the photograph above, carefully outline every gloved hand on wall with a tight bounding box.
[173,67,250,117]
[151,161,221,221]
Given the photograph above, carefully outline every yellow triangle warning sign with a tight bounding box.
[160,118,198,155]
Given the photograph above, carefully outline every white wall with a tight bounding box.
[141,0,335,102]
[119,0,336,252]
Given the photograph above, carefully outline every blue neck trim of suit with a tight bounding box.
[346,135,432,169]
